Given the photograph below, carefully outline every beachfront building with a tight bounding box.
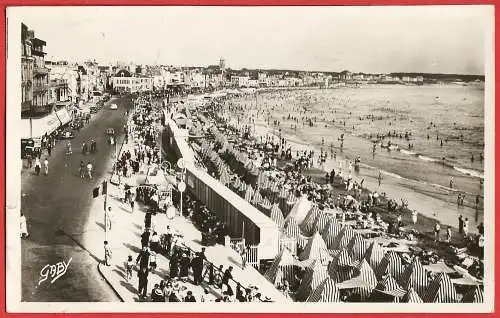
[230,75,250,88]
[112,68,153,93]
[185,69,206,89]
[46,61,79,102]
[258,72,269,87]
[47,78,71,107]
[31,32,50,113]
[21,23,34,115]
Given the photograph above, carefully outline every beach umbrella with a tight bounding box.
[244,184,254,202]
[323,222,344,250]
[300,205,321,236]
[336,258,378,301]
[364,241,386,272]
[402,287,424,303]
[313,210,332,234]
[306,277,341,303]
[328,248,357,283]
[270,203,285,228]
[295,260,330,301]
[299,232,331,263]
[372,274,407,302]
[333,226,356,251]
[400,256,429,298]
[423,272,459,303]
[376,251,405,283]
[461,286,484,303]
[264,248,301,286]
[347,234,370,262]
[286,196,313,225]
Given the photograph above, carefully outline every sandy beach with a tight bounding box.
[222,85,484,233]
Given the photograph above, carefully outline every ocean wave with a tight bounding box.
[400,149,417,156]
[454,166,484,179]
[418,155,439,162]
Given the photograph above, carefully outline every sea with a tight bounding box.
[226,83,485,232]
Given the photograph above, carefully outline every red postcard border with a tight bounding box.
[0,1,497,317]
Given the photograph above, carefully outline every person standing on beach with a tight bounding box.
[446,227,452,243]
[411,210,418,225]
[378,172,382,187]
[458,215,464,235]
[463,218,469,238]
[434,222,441,242]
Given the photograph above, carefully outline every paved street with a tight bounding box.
[21,96,132,302]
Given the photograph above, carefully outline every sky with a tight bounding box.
[10,5,492,74]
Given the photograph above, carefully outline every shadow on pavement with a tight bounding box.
[56,228,102,263]
[123,242,142,254]
[113,268,126,279]
[95,221,105,230]
[119,280,139,298]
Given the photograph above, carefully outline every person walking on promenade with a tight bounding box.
[104,241,112,266]
[86,161,93,180]
[149,251,157,274]
[204,262,215,285]
[179,252,190,282]
[137,266,149,299]
[34,157,41,176]
[191,252,204,285]
[79,161,86,179]
[136,246,151,271]
[106,207,113,231]
[125,255,134,281]
[20,213,29,238]
[47,143,52,157]
[164,226,172,256]
[169,251,179,278]
[43,158,49,176]
[222,266,233,294]
[239,245,247,270]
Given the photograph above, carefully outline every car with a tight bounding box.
[110,104,118,110]
[105,128,115,136]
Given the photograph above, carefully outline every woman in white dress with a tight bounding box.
[20,213,28,238]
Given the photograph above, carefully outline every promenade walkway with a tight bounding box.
[85,134,288,303]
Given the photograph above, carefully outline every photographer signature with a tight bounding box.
[38,258,72,285]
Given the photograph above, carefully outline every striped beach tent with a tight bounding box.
[299,232,330,262]
[295,260,330,301]
[353,259,378,300]
[259,196,272,214]
[320,217,338,237]
[322,222,344,250]
[337,258,377,301]
[244,184,254,202]
[286,196,313,225]
[347,234,370,262]
[400,256,429,298]
[251,190,263,206]
[328,249,357,283]
[284,217,301,239]
[333,227,356,251]
[372,274,407,302]
[313,210,332,234]
[270,203,285,228]
[376,251,405,282]
[264,248,301,286]
[403,287,424,303]
[300,205,321,236]
[297,233,312,250]
[364,241,386,272]
[238,181,247,197]
[257,170,266,188]
[306,277,341,303]
[423,272,459,303]
[461,286,484,303]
